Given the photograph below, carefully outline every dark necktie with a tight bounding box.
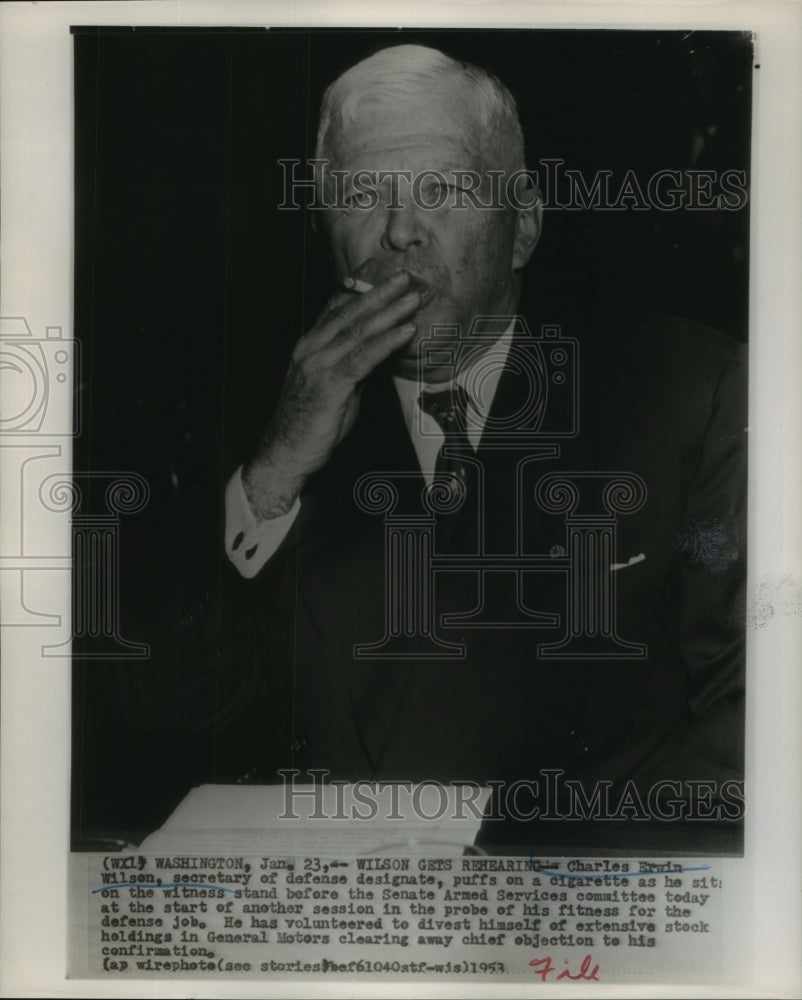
[418,384,477,551]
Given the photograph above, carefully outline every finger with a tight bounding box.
[303,270,413,353]
[335,321,418,382]
[336,385,363,444]
[321,288,422,364]
[325,268,412,327]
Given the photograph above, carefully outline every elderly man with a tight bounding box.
[198,44,745,850]
[230,45,540,545]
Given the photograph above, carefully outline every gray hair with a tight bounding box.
[315,44,525,173]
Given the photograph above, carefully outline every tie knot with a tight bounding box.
[418,384,471,435]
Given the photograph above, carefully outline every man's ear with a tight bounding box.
[511,191,542,270]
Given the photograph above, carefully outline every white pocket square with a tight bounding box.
[610,552,645,572]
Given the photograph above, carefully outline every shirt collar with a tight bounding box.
[393,318,516,428]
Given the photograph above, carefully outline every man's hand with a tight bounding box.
[242,262,420,520]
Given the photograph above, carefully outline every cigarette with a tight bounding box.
[343,276,374,294]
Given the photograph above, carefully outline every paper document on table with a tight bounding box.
[134,783,492,856]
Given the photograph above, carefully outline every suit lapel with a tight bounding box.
[288,325,572,776]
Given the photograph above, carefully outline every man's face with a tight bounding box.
[321,85,537,380]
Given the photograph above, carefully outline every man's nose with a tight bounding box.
[380,202,428,252]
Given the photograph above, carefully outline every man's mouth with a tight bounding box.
[408,274,436,308]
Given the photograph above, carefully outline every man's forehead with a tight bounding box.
[330,89,482,158]
[332,129,476,163]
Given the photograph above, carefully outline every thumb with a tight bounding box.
[336,386,362,444]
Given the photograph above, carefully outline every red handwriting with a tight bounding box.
[529,954,600,982]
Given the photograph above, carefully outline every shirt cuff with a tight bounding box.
[224,466,300,578]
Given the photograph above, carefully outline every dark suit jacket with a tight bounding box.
[156,310,747,850]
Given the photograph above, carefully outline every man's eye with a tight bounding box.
[419,180,465,208]
[343,190,375,209]
[441,180,462,190]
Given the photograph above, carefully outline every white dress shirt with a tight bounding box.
[225,324,514,578]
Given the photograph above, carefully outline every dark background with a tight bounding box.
[71,27,753,847]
